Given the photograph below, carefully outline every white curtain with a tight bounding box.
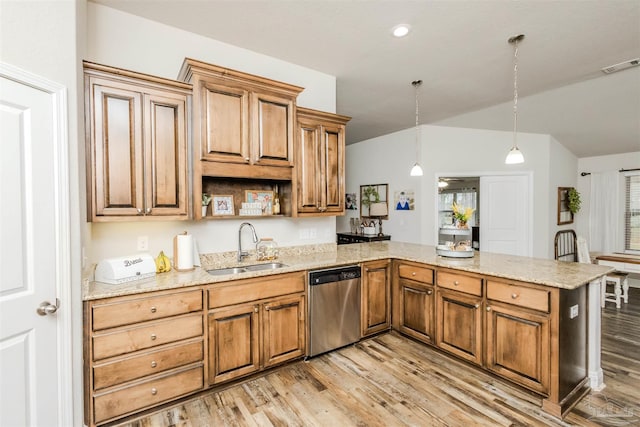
[589,171,619,253]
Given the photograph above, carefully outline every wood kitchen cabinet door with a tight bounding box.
[295,107,350,216]
[485,301,550,394]
[262,294,305,368]
[208,303,260,384]
[361,259,391,337]
[89,78,145,217]
[252,92,295,167]
[143,91,188,216]
[85,62,190,221]
[198,81,250,164]
[436,289,483,366]
[398,280,436,345]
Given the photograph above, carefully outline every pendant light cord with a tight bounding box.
[412,80,422,161]
[512,38,519,149]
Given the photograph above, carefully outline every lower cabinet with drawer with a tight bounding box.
[393,261,436,345]
[207,271,306,385]
[435,269,484,366]
[485,280,551,394]
[84,288,205,426]
[393,264,587,418]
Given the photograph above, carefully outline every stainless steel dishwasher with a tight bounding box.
[308,265,361,357]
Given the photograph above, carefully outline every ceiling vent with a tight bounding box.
[601,58,640,74]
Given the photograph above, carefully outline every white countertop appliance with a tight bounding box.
[95,253,156,285]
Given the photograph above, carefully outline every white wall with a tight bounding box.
[344,124,561,259]
[87,3,335,112]
[549,137,579,255]
[0,0,85,425]
[85,3,339,263]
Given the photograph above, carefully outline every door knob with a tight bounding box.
[36,299,59,316]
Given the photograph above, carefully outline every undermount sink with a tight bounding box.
[245,262,287,271]
[206,262,287,276]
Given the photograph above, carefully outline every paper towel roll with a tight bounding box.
[173,232,194,271]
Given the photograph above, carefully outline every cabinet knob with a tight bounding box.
[475,304,480,309]
[151,388,157,395]
[245,157,250,161]
[254,306,259,313]
[265,305,271,311]
[150,333,157,341]
[146,207,151,214]
[511,293,519,299]
[486,306,492,312]
[426,290,433,295]
[137,209,143,215]
[412,272,416,276]
[151,361,157,368]
[454,281,459,286]
[150,306,157,313]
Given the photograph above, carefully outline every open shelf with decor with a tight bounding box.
[200,177,292,219]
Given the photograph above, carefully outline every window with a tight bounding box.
[625,173,640,253]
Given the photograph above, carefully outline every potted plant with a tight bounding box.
[201,193,212,217]
[568,188,581,214]
[452,202,475,229]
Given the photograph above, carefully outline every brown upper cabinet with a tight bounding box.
[295,107,350,216]
[84,62,190,221]
[178,58,304,219]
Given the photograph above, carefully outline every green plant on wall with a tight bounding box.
[361,186,380,207]
[568,188,581,214]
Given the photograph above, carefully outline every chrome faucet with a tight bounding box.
[238,222,259,262]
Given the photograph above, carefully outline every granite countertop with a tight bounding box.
[83,241,614,301]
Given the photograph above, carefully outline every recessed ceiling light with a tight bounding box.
[392,24,411,38]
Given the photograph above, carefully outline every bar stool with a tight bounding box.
[601,272,629,309]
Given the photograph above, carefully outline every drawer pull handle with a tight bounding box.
[151,388,157,395]
[150,333,157,341]
[511,293,519,299]
[454,281,459,286]
[151,361,157,368]
[486,306,491,312]
[150,306,157,313]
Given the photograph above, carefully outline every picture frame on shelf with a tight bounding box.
[245,190,274,215]
[212,195,234,216]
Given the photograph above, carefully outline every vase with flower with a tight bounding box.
[452,202,475,229]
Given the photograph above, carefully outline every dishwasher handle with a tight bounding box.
[309,266,361,285]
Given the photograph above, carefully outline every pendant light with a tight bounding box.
[505,34,525,165]
[410,80,424,176]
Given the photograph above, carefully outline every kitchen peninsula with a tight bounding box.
[83,242,612,426]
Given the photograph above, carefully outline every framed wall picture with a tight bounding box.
[245,190,274,215]
[557,187,573,225]
[360,184,388,218]
[213,195,234,215]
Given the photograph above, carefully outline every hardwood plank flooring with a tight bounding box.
[114,289,640,427]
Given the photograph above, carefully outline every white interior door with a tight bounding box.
[0,64,71,426]
[480,174,531,256]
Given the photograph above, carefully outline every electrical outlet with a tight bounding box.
[137,236,149,251]
[570,304,579,319]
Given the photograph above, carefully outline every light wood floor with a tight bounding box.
[116,289,640,427]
